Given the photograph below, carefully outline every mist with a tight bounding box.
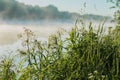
[0,19,115,45]
[0,22,74,45]
[0,0,116,56]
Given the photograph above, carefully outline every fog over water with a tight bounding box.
[0,22,74,55]
[0,21,116,55]
[0,22,73,45]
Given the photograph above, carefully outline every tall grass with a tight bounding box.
[0,20,120,80]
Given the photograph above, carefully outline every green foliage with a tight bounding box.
[0,1,119,79]
[0,56,16,80]
[107,0,120,8]
[0,0,111,21]
[108,0,120,23]
[0,0,119,80]
[1,20,120,80]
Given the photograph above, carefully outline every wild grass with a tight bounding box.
[0,20,120,80]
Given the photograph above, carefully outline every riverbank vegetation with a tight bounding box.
[0,19,120,80]
[0,0,120,80]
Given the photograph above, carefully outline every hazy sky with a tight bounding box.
[16,0,115,16]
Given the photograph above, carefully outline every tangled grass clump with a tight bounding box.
[0,20,120,80]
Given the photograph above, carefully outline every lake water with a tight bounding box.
[0,21,116,56]
[0,23,73,56]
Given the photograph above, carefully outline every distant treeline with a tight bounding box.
[0,0,112,21]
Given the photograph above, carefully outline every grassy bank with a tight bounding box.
[0,20,120,80]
